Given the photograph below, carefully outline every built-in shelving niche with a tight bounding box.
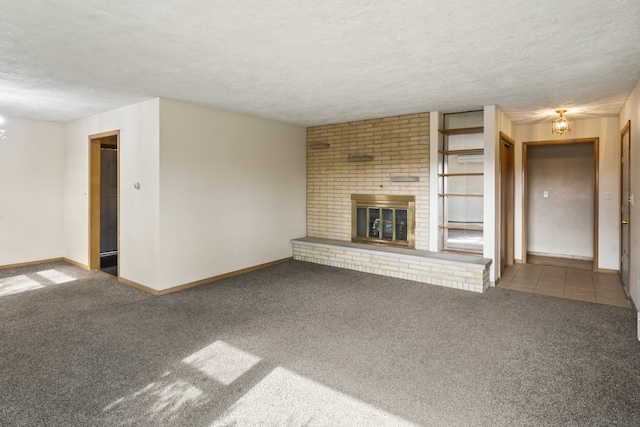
[438,110,484,255]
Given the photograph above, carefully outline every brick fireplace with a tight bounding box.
[306,113,429,248]
[294,112,491,292]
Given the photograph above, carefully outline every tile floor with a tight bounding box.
[498,263,631,308]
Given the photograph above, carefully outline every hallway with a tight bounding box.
[498,264,631,308]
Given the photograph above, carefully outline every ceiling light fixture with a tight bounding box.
[552,109,571,135]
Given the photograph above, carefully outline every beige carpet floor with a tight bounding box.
[1,260,639,426]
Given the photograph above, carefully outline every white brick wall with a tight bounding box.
[292,240,490,293]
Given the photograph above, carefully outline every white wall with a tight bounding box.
[0,118,65,265]
[429,112,443,251]
[515,117,621,270]
[62,97,305,292]
[63,98,161,287]
[619,77,640,309]
[485,106,515,282]
[157,99,306,290]
[527,143,594,258]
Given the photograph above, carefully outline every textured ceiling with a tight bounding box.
[1,1,640,126]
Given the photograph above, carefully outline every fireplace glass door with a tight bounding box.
[356,207,407,241]
[352,195,415,248]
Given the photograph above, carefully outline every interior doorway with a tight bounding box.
[89,131,120,276]
[499,132,515,276]
[522,138,599,271]
[620,121,631,295]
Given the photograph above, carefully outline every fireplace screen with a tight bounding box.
[351,195,415,248]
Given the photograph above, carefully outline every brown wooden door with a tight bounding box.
[499,134,514,274]
[621,122,631,294]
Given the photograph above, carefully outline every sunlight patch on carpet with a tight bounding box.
[183,340,261,385]
[210,367,419,426]
[0,274,44,297]
[36,269,76,284]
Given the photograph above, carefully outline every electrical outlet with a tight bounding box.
[543,191,549,198]
[235,251,243,258]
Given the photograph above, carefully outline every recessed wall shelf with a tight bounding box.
[391,176,420,182]
[348,154,374,162]
[309,142,330,149]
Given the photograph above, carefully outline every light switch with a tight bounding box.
[543,191,549,198]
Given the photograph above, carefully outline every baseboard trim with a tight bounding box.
[118,257,294,296]
[118,277,161,295]
[0,257,92,271]
[62,258,90,270]
[526,251,593,262]
[596,268,619,274]
[2,257,293,296]
[0,257,63,270]
[157,257,293,295]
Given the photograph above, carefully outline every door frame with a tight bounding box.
[522,137,599,270]
[88,130,120,273]
[620,120,631,293]
[499,131,515,275]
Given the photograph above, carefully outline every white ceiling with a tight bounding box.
[2,1,639,126]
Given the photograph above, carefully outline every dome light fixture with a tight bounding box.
[552,110,571,135]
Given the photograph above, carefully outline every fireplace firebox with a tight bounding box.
[351,194,415,249]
